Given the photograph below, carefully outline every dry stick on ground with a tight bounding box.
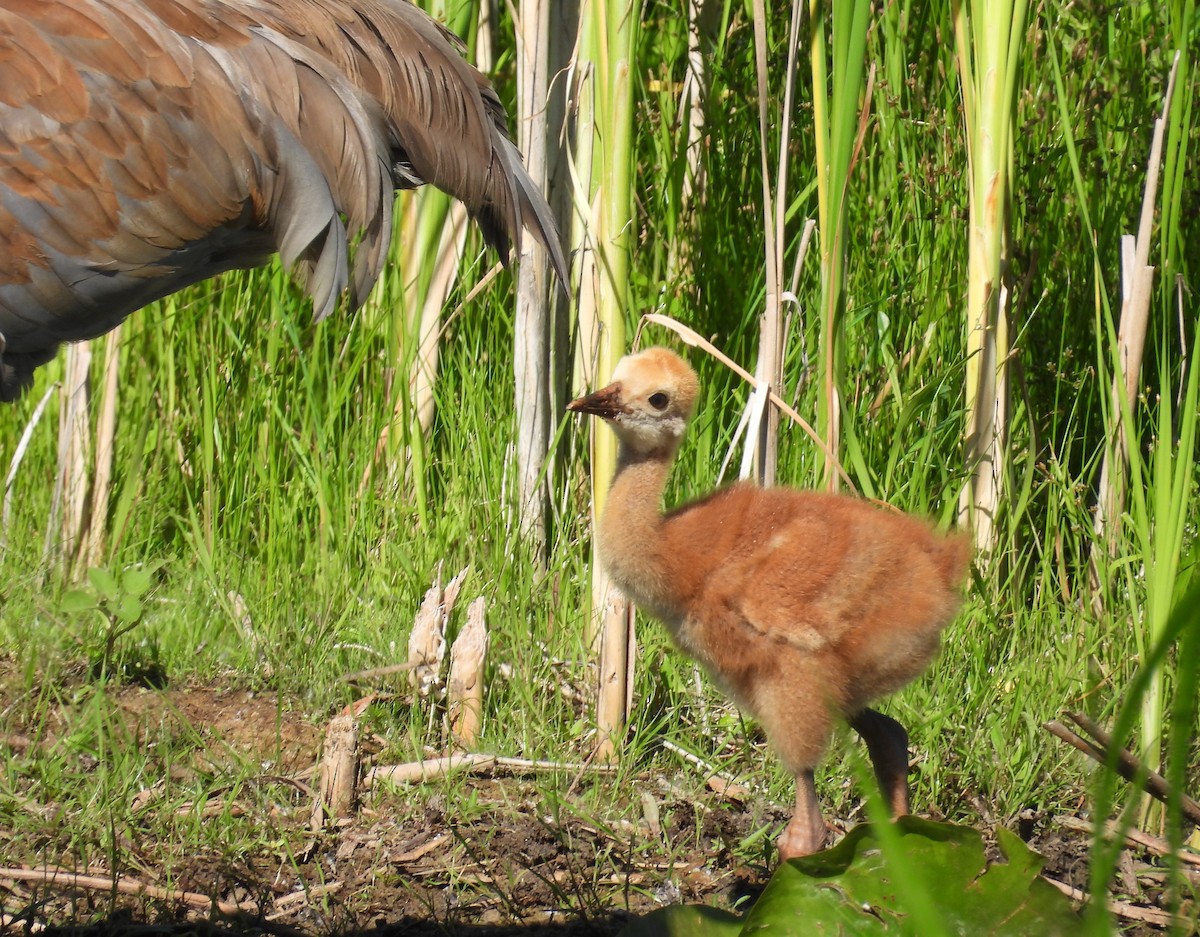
[1039,875,1179,929]
[265,882,343,922]
[658,739,756,803]
[1055,815,1200,868]
[0,867,256,916]
[364,754,616,787]
[1043,717,1200,825]
[1067,711,1200,824]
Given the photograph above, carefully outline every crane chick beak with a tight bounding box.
[567,383,626,420]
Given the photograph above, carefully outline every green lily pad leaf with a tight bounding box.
[620,904,743,937]
[623,820,1080,936]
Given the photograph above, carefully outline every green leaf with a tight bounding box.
[619,904,743,937]
[115,594,143,625]
[121,567,155,600]
[87,568,120,604]
[61,589,98,614]
[623,821,1080,936]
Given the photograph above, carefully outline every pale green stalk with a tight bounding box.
[951,0,1028,557]
[573,0,640,761]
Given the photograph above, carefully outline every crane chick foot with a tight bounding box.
[777,769,829,861]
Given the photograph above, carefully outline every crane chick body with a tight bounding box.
[570,347,969,860]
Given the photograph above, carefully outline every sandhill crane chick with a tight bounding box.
[569,347,969,860]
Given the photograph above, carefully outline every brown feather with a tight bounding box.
[0,0,566,401]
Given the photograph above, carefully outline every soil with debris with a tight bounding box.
[0,674,1184,936]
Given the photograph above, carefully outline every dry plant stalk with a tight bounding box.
[311,713,359,829]
[447,596,488,748]
[643,313,854,490]
[407,565,468,696]
[47,340,92,575]
[0,867,255,917]
[748,0,803,487]
[666,0,718,282]
[594,585,633,764]
[514,0,555,554]
[226,590,270,676]
[1089,55,1180,609]
[83,325,121,567]
[364,753,615,787]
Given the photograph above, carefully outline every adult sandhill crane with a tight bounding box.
[0,0,568,402]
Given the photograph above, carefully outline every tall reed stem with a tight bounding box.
[951,0,1028,557]
[572,0,640,762]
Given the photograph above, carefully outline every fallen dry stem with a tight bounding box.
[0,867,256,916]
[1040,874,1180,928]
[365,753,616,787]
[1044,717,1200,825]
[1055,814,1200,868]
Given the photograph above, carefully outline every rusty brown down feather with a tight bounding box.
[569,347,970,860]
[0,0,567,401]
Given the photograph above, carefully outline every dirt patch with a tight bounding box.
[114,684,321,776]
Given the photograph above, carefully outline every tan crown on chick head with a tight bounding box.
[568,348,701,457]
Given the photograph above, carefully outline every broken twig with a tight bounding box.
[1044,715,1200,825]
[0,867,255,916]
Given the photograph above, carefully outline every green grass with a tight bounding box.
[0,0,1198,930]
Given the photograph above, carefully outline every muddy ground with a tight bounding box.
[0,679,1183,935]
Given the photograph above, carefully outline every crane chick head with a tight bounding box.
[568,347,700,456]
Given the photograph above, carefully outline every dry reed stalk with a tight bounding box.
[447,596,488,747]
[1089,56,1180,609]
[83,325,121,568]
[514,0,555,555]
[46,341,92,576]
[643,313,854,490]
[311,713,359,829]
[594,585,633,764]
[570,0,640,760]
[748,0,802,486]
[407,565,468,697]
[665,0,718,283]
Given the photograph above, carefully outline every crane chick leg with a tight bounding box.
[777,768,828,861]
[849,708,910,816]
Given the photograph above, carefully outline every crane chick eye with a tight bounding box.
[648,392,669,410]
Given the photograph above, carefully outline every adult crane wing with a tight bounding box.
[0,0,567,402]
